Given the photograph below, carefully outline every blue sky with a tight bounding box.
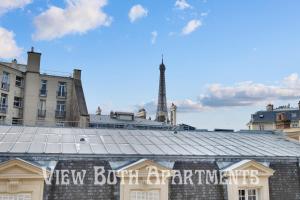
[1,0,300,130]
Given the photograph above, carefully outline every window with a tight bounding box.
[1,71,10,91]
[38,100,46,110]
[239,189,258,200]
[12,118,22,125]
[0,93,8,113]
[40,80,47,96]
[291,121,299,128]
[239,190,245,200]
[56,101,66,118]
[14,97,23,108]
[15,76,24,87]
[259,124,264,131]
[38,100,46,118]
[248,189,257,200]
[292,113,297,118]
[57,82,67,97]
[56,101,65,111]
[0,116,5,124]
[56,121,65,127]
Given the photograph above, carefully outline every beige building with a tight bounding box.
[0,48,89,127]
[248,103,300,142]
[282,128,300,142]
[248,103,300,131]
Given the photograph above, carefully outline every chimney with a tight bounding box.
[96,107,102,115]
[110,111,115,118]
[266,104,274,111]
[73,69,81,80]
[27,47,41,73]
[170,103,177,126]
[11,59,17,68]
[136,108,147,119]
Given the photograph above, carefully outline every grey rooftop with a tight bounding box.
[251,109,300,123]
[89,114,171,127]
[0,125,299,158]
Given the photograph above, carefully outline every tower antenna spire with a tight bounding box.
[161,54,164,64]
[156,55,168,123]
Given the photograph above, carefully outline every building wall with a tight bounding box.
[283,128,300,142]
[169,161,225,200]
[269,162,300,200]
[23,71,40,125]
[1,68,74,127]
[0,53,88,127]
[249,122,276,131]
[35,75,73,127]
[0,157,299,200]
[43,160,115,200]
[0,64,24,124]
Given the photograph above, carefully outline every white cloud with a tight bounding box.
[135,99,204,114]
[282,73,300,88]
[0,27,22,59]
[128,4,148,23]
[151,31,158,44]
[182,19,202,35]
[33,0,112,40]
[175,0,192,10]
[135,73,300,113]
[200,73,300,107]
[0,0,32,15]
[173,99,204,112]
[135,100,156,114]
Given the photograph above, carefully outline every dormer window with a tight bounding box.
[116,159,172,200]
[259,114,264,118]
[0,159,50,200]
[221,160,274,200]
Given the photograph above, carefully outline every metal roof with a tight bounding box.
[0,125,299,157]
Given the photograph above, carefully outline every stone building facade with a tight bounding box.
[0,48,89,127]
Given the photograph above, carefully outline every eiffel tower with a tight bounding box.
[155,56,169,123]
